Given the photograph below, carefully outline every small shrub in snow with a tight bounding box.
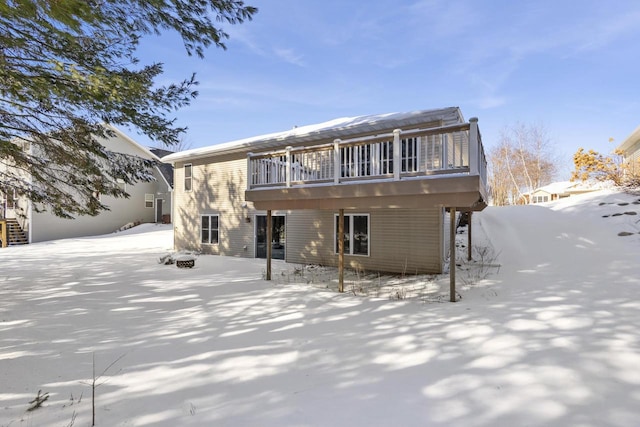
[389,287,407,300]
[458,244,501,287]
[27,390,49,412]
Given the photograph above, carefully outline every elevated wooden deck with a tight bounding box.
[245,118,488,211]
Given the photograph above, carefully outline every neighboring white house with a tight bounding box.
[1,124,173,244]
[522,181,601,204]
[617,125,640,176]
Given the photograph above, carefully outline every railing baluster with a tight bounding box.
[334,139,341,184]
[285,147,292,187]
[393,129,401,180]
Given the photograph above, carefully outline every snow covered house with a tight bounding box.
[0,125,173,245]
[618,124,640,176]
[522,181,600,204]
[163,107,488,275]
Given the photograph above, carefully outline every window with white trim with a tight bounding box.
[145,193,154,208]
[201,214,219,244]
[184,163,193,191]
[335,214,369,256]
[116,179,126,192]
[2,188,17,208]
[532,195,549,204]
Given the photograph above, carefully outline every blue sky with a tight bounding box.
[135,0,640,177]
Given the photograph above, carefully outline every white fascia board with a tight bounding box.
[617,125,640,153]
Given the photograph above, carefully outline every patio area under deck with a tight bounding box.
[244,118,489,302]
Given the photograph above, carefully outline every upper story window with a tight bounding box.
[184,163,193,192]
[1,188,17,209]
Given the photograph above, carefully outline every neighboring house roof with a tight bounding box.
[102,125,173,190]
[149,147,174,158]
[524,181,602,199]
[102,123,161,161]
[163,107,464,163]
[535,181,575,195]
[617,124,640,154]
[149,148,175,189]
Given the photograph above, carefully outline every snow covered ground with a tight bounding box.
[1,189,640,427]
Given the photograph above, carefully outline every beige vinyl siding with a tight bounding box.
[627,140,640,175]
[286,208,444,274]
[174,154,446,274]
[173,153,255,257]
[30,179,158,242]
[285,210,334,265]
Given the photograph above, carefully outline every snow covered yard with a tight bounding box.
[1,189,640,427]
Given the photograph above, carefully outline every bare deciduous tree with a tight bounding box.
[488,123,558,205]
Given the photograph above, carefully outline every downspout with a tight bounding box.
[27,142,33,243]
[171,173,176,250]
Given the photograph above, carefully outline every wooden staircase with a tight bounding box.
[0,219,28,247]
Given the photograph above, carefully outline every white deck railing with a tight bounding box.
[247,118,487,190]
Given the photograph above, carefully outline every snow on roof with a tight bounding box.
[535,181,575,194]
[162,107,464,163]
[534,180,605,195]
[617,124,640,152]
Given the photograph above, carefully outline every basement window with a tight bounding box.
[201,214,219,245]
[334,214,369,256]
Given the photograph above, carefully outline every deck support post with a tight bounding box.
[338,208,344,293]
[467,211,473,261]
[266,210,272,281]
[450,207,457,302]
